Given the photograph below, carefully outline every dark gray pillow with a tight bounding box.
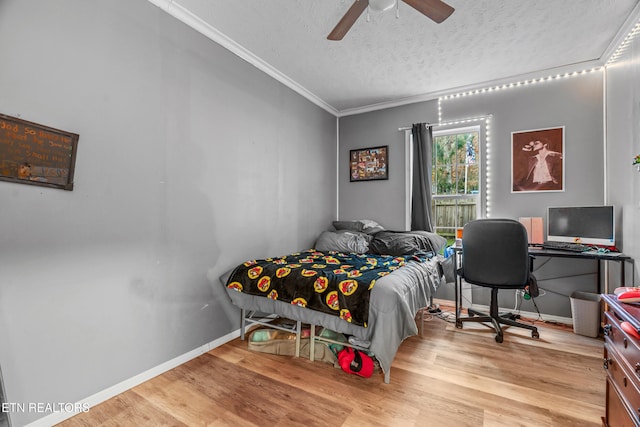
[407,230,447,252]
[369,230,446,256]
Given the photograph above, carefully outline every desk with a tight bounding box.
[527,247,632,294]
[453,245,633,324]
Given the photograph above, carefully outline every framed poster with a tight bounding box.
[511,127,564,193]
[0,114,79,191]
[349,145,388,182]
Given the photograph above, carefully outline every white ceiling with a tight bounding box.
[150,0,640,115]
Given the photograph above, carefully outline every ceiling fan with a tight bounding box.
[327,0,454,41]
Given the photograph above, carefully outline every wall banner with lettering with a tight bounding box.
[0,114,79,191]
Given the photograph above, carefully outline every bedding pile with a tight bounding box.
[226,250,433,327]
[221,219,449,380]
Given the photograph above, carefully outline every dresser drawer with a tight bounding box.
[605,342,640,426]
[605,311,640,381]
[603,295,640,427]
[606,375,638,427]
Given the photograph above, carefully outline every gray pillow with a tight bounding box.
[332,219,385,235]
[359,219,385,235]
[315,231,371,254]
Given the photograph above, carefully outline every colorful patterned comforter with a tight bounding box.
[226,250,430,327]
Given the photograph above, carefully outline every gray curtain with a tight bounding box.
[411,123,434,232]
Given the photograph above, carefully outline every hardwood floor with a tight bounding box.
[58,308,605,426]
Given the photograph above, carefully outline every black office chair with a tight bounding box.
[455,218,540,343]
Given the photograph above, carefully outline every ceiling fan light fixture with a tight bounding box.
[327,0,454,40]
[368,0,397,13]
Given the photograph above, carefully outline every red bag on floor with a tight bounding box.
[337,347,374,378]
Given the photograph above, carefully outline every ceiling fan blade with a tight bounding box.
[402,0,454,23]
[327,0,369,41]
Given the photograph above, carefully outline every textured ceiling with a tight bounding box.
[153,0,640,115]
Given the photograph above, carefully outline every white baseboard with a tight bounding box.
[23,304,572,427]
[432,298,574,326]
[469,303,574,325]
[24,329,241,427]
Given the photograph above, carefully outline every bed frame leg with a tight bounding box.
[310,324,315,362]
[417,296,437,337]
[295,320,301,358]
[240,308,246,340]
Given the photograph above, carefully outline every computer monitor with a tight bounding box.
[547,205,615,246]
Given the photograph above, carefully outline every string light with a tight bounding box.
[436,116,492,218]
[431,20,640,219]
[607,20,640,65]
[485,116,492,217]
[438,116,487,127]
[436,67,605,218]
[439,67,602,104]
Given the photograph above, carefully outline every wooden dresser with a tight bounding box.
[603,294,640,426]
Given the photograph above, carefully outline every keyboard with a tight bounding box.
[540,241,592,252]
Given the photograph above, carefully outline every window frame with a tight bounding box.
[431,125,482,237]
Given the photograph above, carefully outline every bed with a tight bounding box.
[221,220,448,383]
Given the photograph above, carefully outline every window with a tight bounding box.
[431,126,480,242]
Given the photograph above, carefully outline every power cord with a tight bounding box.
[512,290,543,323]
[435,310,457,323]
[417,303,458,324]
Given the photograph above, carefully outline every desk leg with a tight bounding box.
[454,253,462,328]
[597,260,602,295]
[455,275,459,322]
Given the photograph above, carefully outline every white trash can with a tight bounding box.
[570,291,601,338]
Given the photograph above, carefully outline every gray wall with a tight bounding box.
[0,365,7,427]
[338,102,438,231]
[0,1,336,426]
[339,73,607,317]
[606,42,640,285]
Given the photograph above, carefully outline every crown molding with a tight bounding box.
[336,59,604,117]
[602,1,640,63]
[146,0,339,116]
[149,0,632,119]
